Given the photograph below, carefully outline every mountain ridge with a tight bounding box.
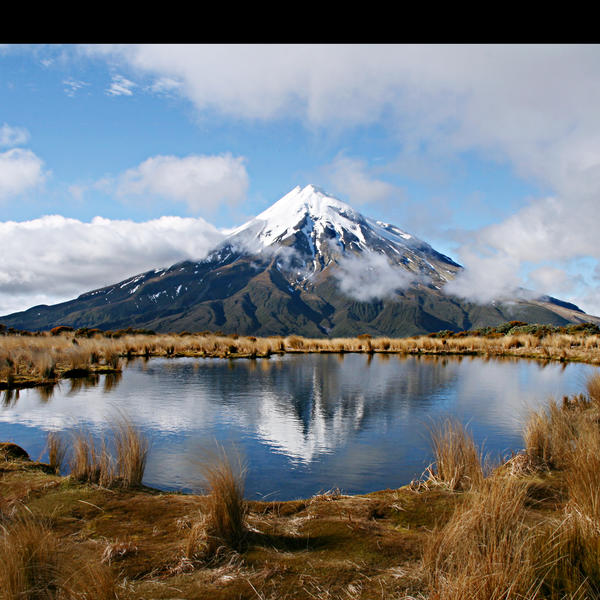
[2,185,598,335]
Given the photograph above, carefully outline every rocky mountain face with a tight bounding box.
[2,185,598,336]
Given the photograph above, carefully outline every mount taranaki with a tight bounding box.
[2,185,597,336]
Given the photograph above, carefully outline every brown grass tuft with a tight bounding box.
[46,432,67,474]
[69,432,114,487]
[424,475,543,599]
[523,399,582,469]
[427,418,484,491]
[193,444,248,559]
[586,372,600,406]
[0,514,60,600]
[59,560,121,600]
[111,416,149,488]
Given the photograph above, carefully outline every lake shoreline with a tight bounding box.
[2,327,600,390]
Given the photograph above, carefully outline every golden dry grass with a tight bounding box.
[424,475,543,600]
[46,432,67,475]
[68,415,148,489]
[0,512,121,600]
[111,416,149,488]
[0,514,61,600]
[427,418,484,491]
[3,330,600,389]
[190,445,248,560]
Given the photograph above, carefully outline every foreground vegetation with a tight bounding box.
[3,374,600,598]
[2,321,600,389]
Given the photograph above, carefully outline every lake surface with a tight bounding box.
[1,354,597,500]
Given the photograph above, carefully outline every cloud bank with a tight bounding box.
[0,215,224,315]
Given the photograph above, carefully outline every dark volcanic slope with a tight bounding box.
[2,186,598,335]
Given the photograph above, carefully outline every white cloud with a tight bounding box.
[445,191,600,315]
[63,78,89,97]
[106,74,136,96]
[324,155,400,206]
[116,153,249,213]
[0,148,47,200]
[0,214,225,315]
[334,251,414,301]
[0,123,30,147]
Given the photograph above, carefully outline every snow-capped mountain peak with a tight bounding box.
[224,185,459,283]
[230,184,364,248]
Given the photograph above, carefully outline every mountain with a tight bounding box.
[2,185,598,336]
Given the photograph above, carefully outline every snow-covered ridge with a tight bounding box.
[228,184,426,255]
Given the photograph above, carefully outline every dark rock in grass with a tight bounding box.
[0,442,30,460]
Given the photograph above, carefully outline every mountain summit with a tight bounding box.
[218,184,460,289]
[1,185,597,335]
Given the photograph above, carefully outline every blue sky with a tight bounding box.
[1,44,599,316]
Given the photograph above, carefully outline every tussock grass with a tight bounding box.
[59,561,120,600]
[586,372,600,405]
[69,432,114,487]
[112,416,149,488]
[0,514,60,600]
[424,475,543,600]
[68,415,148,489]
[46,432,67,475]
[565,419,600,531]
[423,374,600,598]
[3,329,600,389]
[523,400,579,469]
[189,445,248,560]
[0,513,121,600]
[524,375,600,470]
[427,418,484,491]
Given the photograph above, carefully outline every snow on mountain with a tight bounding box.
[5,183,595,336]
[221,184,460,287]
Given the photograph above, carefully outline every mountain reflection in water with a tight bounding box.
[0,354,597,500]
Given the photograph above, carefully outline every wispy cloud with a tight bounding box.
[106,74,136,96]
[63,78,89,97]
[0,123,30,147]
[334,251,415,301]
[323,155,401,207]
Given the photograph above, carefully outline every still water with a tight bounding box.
[0,354,597,500]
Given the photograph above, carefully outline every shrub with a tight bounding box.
[50,325,74,336]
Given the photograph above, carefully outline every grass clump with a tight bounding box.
[427,418,484,491]
[112,416,149,488]
[0,514,60,600]
[68,415,149,489]
[424,475,542,599]
[46,432,67,475]
[69,433,113,487]
[187,445,248,561]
